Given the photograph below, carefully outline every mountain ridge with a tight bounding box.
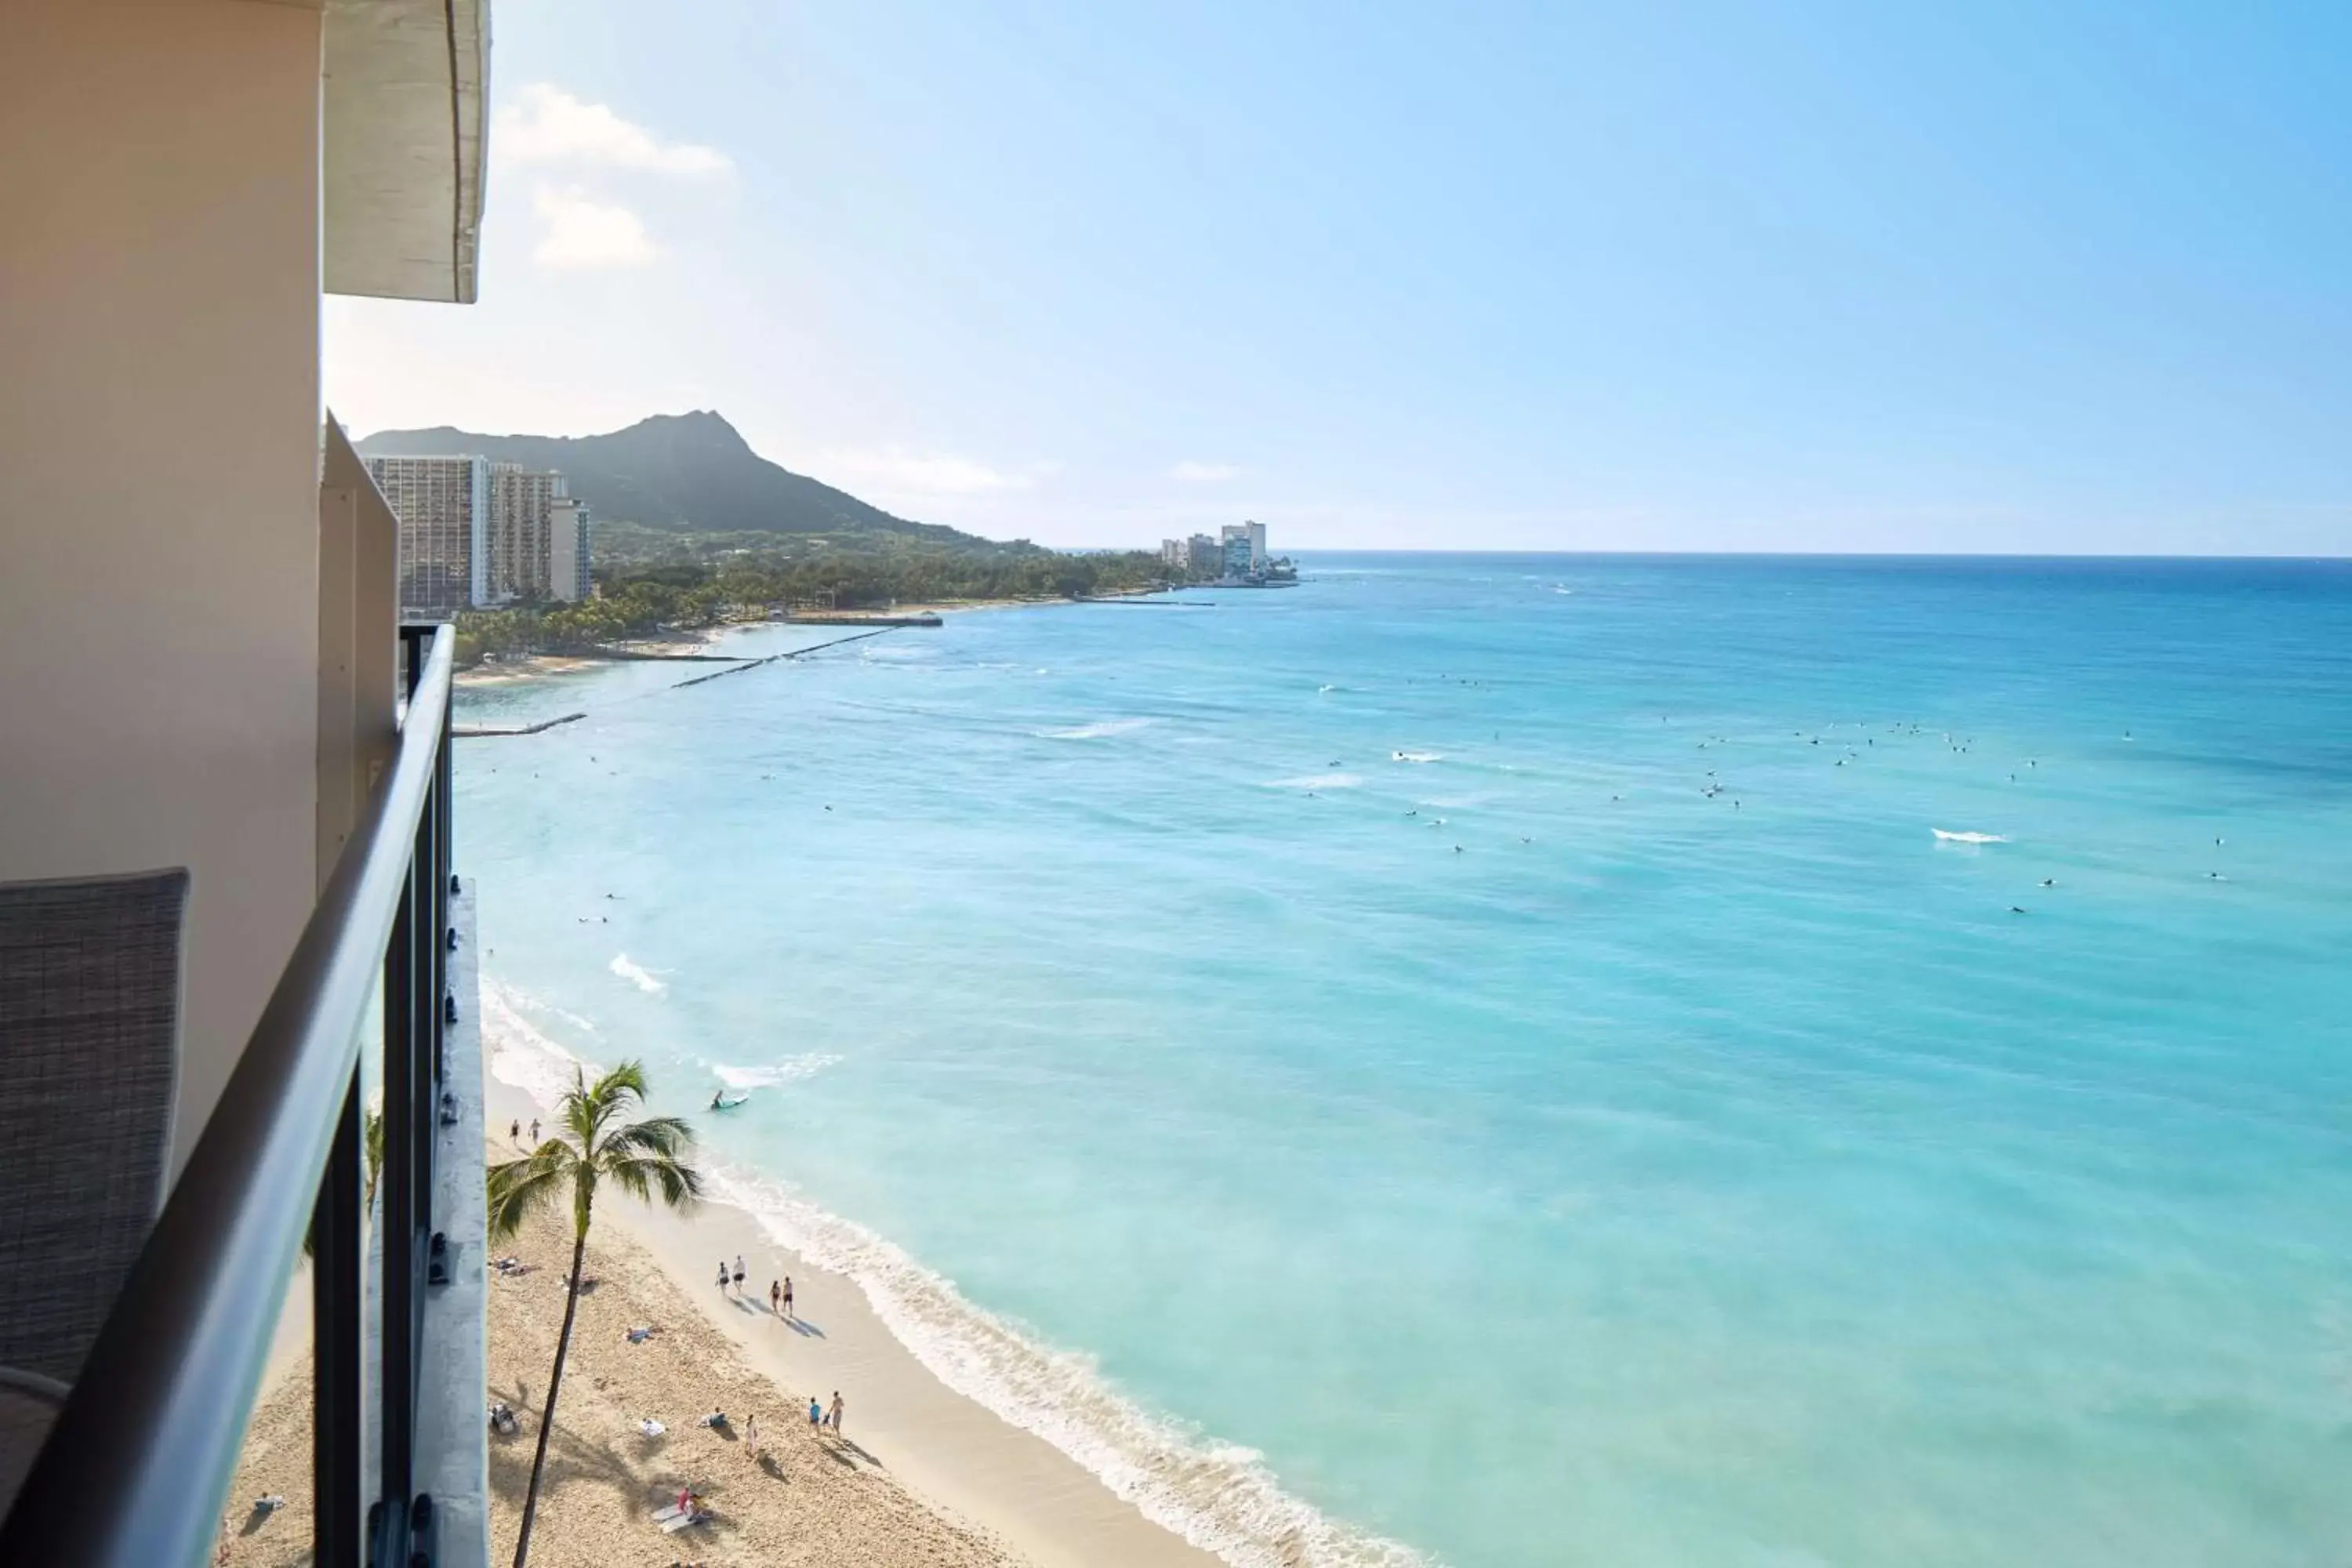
[354,410,992,546]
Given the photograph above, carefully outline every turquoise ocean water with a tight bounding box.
[459,555,2352,1567]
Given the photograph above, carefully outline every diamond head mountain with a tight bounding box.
[355,410,987,546]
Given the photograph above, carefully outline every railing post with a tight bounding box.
[311,1069,365,1564]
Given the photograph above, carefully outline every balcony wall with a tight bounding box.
[0,0,328,1175]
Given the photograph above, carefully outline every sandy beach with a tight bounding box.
[225,1091,1221,1566]
[481,1072,1221,1568]
[223,1198,1022,1568]
[454,600,1085,688]
[456,629,734,688]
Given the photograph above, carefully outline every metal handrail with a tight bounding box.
[0,626,456,1566]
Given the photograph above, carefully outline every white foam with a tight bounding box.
[705,1054,842,1091]
[1391,750,1443,764]
[481,979,590,1105]
[1932,829,2009,844]
[499,984,602,1037]
[1267,773,1363,789]
[611,953,669,993]
[705,1162,1427,1568]
[1041,717,1156,740]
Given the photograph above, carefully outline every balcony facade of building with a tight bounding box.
[1,3,497,1564]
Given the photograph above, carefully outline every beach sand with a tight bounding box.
[484,1073,1221,1568]
[224,1102,1220,1568]
[223,1200,1024,1568]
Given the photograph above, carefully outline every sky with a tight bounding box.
[327,1,2352,554]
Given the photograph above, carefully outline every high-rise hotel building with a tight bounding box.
[365,455,590,618]
[366,454,490,619]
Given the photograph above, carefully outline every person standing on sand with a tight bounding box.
[509,1118,520,1143]
[768,1279,780,1316]
[717,1260,731,1296]
[828,1391,844,1436]
[528,1116,539,1144]
[808,1396,822,1429]
[782,1276,793,1319]
[733,1254,746,1294]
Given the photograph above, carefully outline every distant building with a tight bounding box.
[367,455,589,614]
[366,454,490,619]
[549,495,590,602]
[485,463,561,601]
[1161,538,1188,574]
[1187,532,1221,579]
[1221,521,1275,578]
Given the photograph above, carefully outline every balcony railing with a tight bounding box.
[0,626,459,1566]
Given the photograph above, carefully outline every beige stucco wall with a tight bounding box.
[0,0,327,1174]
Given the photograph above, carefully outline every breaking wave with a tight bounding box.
[1041,717,1156,739]
[610,953,669,993]
[1932,829,2009,844]
[705,1054,843,1091]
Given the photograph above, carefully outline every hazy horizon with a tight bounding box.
[329,2,2352,557]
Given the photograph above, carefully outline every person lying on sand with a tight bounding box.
[625,1323,655,1343]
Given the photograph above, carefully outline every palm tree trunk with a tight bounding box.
[511,1221,589,1568]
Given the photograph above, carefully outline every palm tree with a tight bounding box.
[302,1108,384,1261]
[486,1062,701,1568]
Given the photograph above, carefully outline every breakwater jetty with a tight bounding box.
[453,711,586,739]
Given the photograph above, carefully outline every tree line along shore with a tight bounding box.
[451,535,1178,666]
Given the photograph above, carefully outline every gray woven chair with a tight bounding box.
[0,869,187,1516]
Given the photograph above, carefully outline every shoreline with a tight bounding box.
[480,1064,1224,1568]
[454,599,1080,689]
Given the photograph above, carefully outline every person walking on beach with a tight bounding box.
[781,1276,793,1319]
[768,1279,781,1316]
[717,1260,731,1296]
[509,1118,520,1144]
[745,1414,760,1461]
[828,1391,844,1436]
[732,1254,746,1295]
[528,1116,539,1144]
[808,1396,822,1430]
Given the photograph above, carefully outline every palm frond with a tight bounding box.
[602,1115,694,1163]
[487,1144,578,1242]
[601,1150,704,1211]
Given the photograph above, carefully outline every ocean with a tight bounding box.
[456,554,2352,1567]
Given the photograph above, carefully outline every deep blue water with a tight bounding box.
[459,554,2352,1566]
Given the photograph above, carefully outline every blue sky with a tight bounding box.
[328,1,2352,553]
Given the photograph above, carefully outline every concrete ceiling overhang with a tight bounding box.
[322,0,488,303]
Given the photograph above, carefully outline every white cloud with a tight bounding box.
[818,446,1051,496]
[495,85,731,177]
[532,186,658,270]
[1170,461,1242,483]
